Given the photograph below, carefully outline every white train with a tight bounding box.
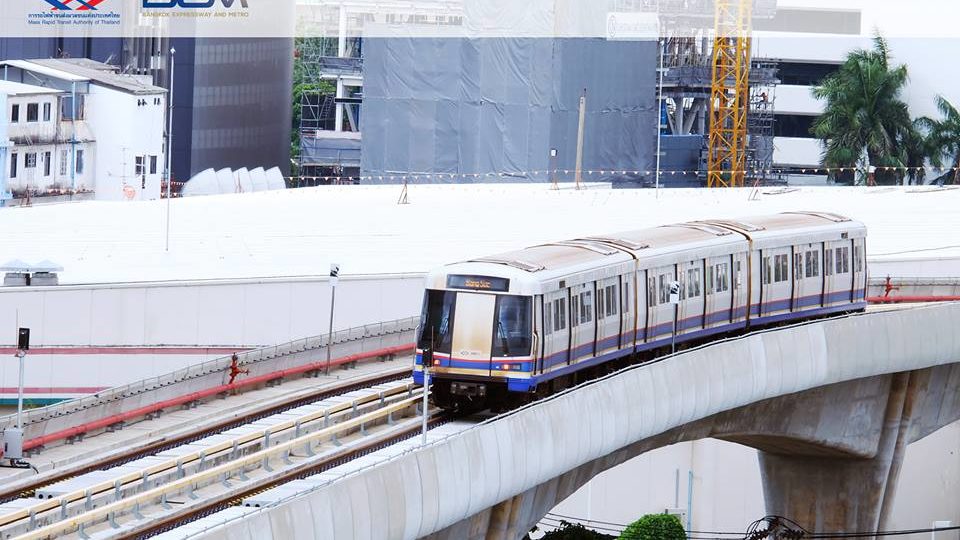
[414,212,868,410]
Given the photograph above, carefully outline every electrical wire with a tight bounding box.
[537,513,960,540]
[545,511,743,535]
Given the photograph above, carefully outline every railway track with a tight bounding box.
[0,366,411,506]
[0,374,438,539]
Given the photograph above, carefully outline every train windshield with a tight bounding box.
[492,296,532,357]
[418,289,456,354]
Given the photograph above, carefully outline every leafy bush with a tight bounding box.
[619,514,686,540]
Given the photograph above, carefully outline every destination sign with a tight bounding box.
[447,275,510,292]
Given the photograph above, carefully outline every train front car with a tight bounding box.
[414,265,536,411]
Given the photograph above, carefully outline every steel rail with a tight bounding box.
[13,395,426,540]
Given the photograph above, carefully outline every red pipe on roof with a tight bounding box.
[21,343,414,452]
[868,296,960,304]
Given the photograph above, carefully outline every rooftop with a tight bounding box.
[0,184,956,285]
[2,58,166,96]
[0,80,62,97]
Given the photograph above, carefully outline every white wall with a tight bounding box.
[0,274,424,348]
[551,423,960,536]
[773,137,822,168]
[85,85,165,201]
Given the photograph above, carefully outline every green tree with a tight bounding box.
[918,95,960,185]
[619,514,686,540]
[811,35,914,185]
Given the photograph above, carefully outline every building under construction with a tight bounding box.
[297,0,781,188]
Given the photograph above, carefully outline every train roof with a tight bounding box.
[424,212,867,295]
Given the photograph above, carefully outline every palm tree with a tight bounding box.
[811,35,914,185]
[918,95,960,185]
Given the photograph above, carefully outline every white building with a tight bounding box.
[754,4,960,178]
[0,79,94,201]
[0,58,167,201]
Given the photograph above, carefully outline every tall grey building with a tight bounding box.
[0,37,293,183]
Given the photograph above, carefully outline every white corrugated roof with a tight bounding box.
[0,79,62,96]
[0,60,89,82]
[0,184,956,285]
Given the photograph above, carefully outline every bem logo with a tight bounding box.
[142,0,248,7]
[44,0,106,10]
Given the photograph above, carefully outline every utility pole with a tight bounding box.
[670,280,681,354]
[656,38,666,197]
[574,89,587,190]
[164,47,176,252]
[3,325,30,469]
[324,263,340,375]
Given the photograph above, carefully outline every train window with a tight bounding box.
[597,290,605,321]
[417,290,457,354]
[716,263,729,292]
[825,249,834,276]
[706,266,714,296]
[544,302,553,336]
[836,247,850,274]
[606,285,617,317]
[580,291,593,324]
[763,257,772,285]
[854,245,863,272]
[648,277,657,307]
[623,282,631,313]
[775,254,788,283]
[794,253,803,281]
[558,298,567,330]
[492,296,532,357]
[805,250,820,278]
[686,268,701,297]
[734,260,742,289]
[571,295,580,328]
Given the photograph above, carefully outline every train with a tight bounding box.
[412,212,868,410]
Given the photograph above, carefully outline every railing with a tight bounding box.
[0,316,420,434]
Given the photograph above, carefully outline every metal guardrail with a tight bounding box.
[0,316,420,432]
[14,395,425,540]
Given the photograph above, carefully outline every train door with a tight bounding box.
[823,243,834,306]
[795,243,822,310]
[705,255,733,328]
[622,272,638,350]
[647,265,676,343]
[731,252,748,322]
[678,260,704,335]
[853,238,866,303]
[449,293,496,375]
[596,277,620,355]
[541,290,569,373]
[569,282,596,364]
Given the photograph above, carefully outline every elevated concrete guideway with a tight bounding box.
[179,303,960,540]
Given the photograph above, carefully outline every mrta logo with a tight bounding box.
[43,0,106,10]
[142,0,248,7]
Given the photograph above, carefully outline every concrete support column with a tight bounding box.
[758,372,918,534]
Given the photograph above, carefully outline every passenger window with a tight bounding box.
[623,282,630,313]
[647,277,657,308]
[580,291,593,324]
[706,266,714,296]
[778,254,788,283]
[763,256,772,285]
[597,290,605,321]
[686,268,701,297]
[571,295,580,328]
[659,274,668,305]
[559,299,566,329]
[606,286,617,317]
[854,245,863,272]
[734,260,741,289]
[806,251,819,278]
[544,303,552,336]
[825,249,833,276]
[794,253,802,281]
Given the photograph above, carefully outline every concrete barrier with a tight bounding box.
[0,316,418,447]
[181,303,960,539]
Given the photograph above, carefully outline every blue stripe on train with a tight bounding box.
[417,294,867,391]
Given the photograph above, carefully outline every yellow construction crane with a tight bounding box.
[707,0,753,188]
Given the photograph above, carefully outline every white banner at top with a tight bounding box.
[0,0,958,38]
